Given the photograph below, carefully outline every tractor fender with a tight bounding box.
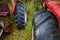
[45,1,60,29]
[12,1,20,15]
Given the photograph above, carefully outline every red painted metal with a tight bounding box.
[45,0,60,29]
[0,3,9,16]
[0,12,8,16]
[12,0,16,14]
[12,3,16,15]
[12,0,20,15]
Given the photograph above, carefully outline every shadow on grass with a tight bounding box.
[0,32,11,40]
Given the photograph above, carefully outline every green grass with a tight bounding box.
[3,0,36,40]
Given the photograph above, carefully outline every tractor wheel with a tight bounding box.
[14,3,27,29]
[32,10,59,40]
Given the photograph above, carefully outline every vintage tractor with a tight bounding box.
[33,0,60,40]
[0,3,12,36]
[12,0,27,29]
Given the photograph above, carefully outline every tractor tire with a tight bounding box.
[33,10,59,40]
[14,3,27,29]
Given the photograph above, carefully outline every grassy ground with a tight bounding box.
[0,0,43,40]
[2,0,36,40]
[0,0,41,40]
[1,0,60,40]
